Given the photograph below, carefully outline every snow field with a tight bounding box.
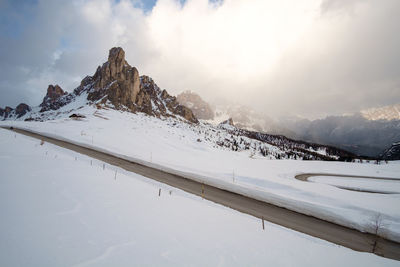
[1,128,400,266]
[1,106,400,243]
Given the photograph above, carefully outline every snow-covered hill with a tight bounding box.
[2,47,400,243]
[3,128,399,266]
[2,105,400,243]
[0,47,355,161]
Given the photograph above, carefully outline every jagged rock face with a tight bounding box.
[0,103,31,120]
[47,85,65,100]
[4,106,13,113]
[86,47,197,123]
[28,47,198,123]
[137,76,198,123]
[177,91,214,120]
[88,47,140,110]
[15,103,31,118]
[40,84,67,112]
[1,106,14,119]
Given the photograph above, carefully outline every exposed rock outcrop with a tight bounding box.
[0,103,31,120]
[135,76,198,123]
[84,47,197,123]
[4,106,13,114]
[40,84,67,112]
[15,103,31,118]
[31,47,198,123]
[2,106,14,119]
[87,47,140,111]
[177,91,214,120]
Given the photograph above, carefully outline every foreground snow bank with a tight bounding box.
[3,128,399,266]
[2,107,400,243]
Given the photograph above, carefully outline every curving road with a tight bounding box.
[295,173,400,194]
[3,127,400,261]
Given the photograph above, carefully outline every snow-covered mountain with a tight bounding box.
[175,91,400,158]
[0,103,31,120]
[177,90,214,120]
[176,91,278,133]
[1,47,197,124]
[0,47,356,161]
[279,115,400,157]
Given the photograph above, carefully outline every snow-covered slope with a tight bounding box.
[2,128,399,266]
[2,106,400,243]
[2,47,357,161]
[1,47,197,124]
[209,104,272,132]
[2,46,399,243]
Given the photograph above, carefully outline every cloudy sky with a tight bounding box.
[1,0,399,118]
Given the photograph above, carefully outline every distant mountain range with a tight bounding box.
[176,91,400,158]
[280,115,400,158]
[0,47,358,161]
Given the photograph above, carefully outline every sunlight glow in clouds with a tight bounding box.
[149,0,318,78]
[0,0,399,118]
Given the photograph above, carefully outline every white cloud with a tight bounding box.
[0,0,399,118]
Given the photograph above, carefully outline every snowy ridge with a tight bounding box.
[3,106,400,243]
[5,89,352,161]
[11,124,400,242]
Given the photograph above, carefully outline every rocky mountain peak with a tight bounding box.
[46,84,65,100]
[28,47,198,123]
[177,91,214,120]
[88,47,140,110]
[106,47,130,81]
[85,47,197,123]
[40,84,67,112]
[15,103,31,118]
[108,47,125,68]
[0,103,31,120]
[4,106,13,113]
[0,106,13,119]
